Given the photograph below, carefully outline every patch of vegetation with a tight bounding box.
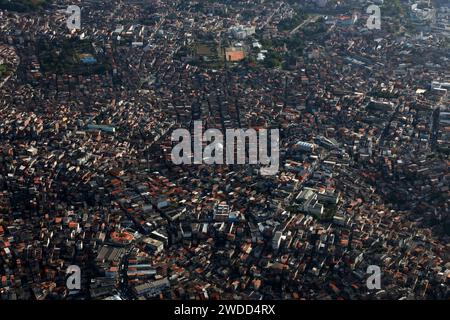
[258,33,307,70]
[369,90,399,99]
[243,55,258,69]
[263,51,283,69]
[261,33,305,54]
[0,0,49,12]
[37,38,112,76]
[381,0,404,17]
[139,12,160,26]
[321,206,338,222]
[302,17,328,40]
[442,38,450,49]
[278,13,309,32]
[0,64,6,77]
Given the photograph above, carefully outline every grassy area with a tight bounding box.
[301,17,328,40]
[278,13,309,32]
[381,0,404,17]
[0,64,7,77]
[262,51,283,69]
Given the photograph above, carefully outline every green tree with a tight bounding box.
[0,64,7,77]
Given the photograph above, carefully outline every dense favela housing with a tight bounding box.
[0,0,449,300]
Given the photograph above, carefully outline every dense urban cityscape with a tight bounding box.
[0,0,449,301]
